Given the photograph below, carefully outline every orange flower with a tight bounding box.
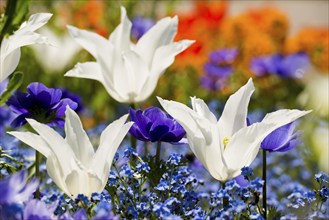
[285,28,329,72]
[57,0,109,36]
[173,1,227,71]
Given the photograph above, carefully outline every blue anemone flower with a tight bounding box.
[6,82,78,128]
[0,171,38,205]
[129,107,186,143]
[261,122,302,152]
[131,16,155,40]
[23,199,57,220]
[251,52,309,78]
[201,48,238,91]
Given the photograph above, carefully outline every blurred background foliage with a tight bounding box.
[1,0,328,134]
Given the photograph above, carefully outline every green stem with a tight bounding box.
[129,103,137,149]
[130,135,137,149]
[221,182,229,209]
[35,151,41,199]
[262,149,267,219]
[155,142,161,164]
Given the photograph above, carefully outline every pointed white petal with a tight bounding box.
[67,25,110,60]
[135,16,178,65]
[151,40,195,76]
[261,109,312,124]
[16,13,53,33]
[157,97,200,135]
[91,114,132,183]
[217,78,254,139]
[25,118,75,178]
[223,122,274,179]
[65,62,104,81]
[158,97,227,180]
[0,13,52,81]
[64,106,95,166]
[2,14,53,58]
[7,131,51,158]
[122,50,150,101]
[46,154,70,196]
[0,46,20,82]
[224,109,311,179]
[65,169,103,199]
[191,97,217,124]
[109,7,132,54]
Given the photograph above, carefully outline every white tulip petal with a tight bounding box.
[122,50,150,99]
[158,97,214,167]
[65,62,104,81]
[7,131,51,158]
[64,106,95,166]
[0,13,52,82]
[92,114,133,179]
[46,154,70,196]
[16,13,53,33]
[151,40,195,76]
[191,97,217,124]
[25,118,75,178]
[65,62,123,102]
[109,7,132,54]
[217,78,254,139]
[135,16,178,66]
[261,109,312,125]
[224,109,311,177]
[223,122,274,177]
[65,169,103,198]
[67,25,109,60]
[0,47,20,82]
[157,97,200,135]
[3,13,52,55]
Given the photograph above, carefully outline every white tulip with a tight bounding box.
[32,28,81,73]
[158,79,311,182]
[0,13,52,82]
[8,106,133,198]
[65,7,194,103]
[311,125,329,173]
[299,73,329,119]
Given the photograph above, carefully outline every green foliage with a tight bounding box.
[144,155,167,186]
[0,0,29,42]
[267,206,283,220]
[0,72,23,106]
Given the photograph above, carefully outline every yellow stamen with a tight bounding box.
[223,137,230,149]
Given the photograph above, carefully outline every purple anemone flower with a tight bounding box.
[131,16,155,40]
[209,48,238,64]
[201,48,238,91]
[129,107,186,143]
[6,82,78,128]
[0,171,38,205]
[23,199,57,220]
[251,52,309,78]
[60,88,84,113]
[260,122,302,152]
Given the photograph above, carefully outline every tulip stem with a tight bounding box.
[155,142,162,164]
[262,149,267,219]
[221,182,229,209]
[130,135,137,149]
[129,103,137,149]
[35,151,41,199]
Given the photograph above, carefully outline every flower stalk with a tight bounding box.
[155,142,162,164]
[262,149,267,219]
[35,151,41,199]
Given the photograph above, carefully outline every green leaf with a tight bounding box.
[267,206,283,220]
[0,71,24,106]
[0,0,29,43]
[144,156,167,186]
